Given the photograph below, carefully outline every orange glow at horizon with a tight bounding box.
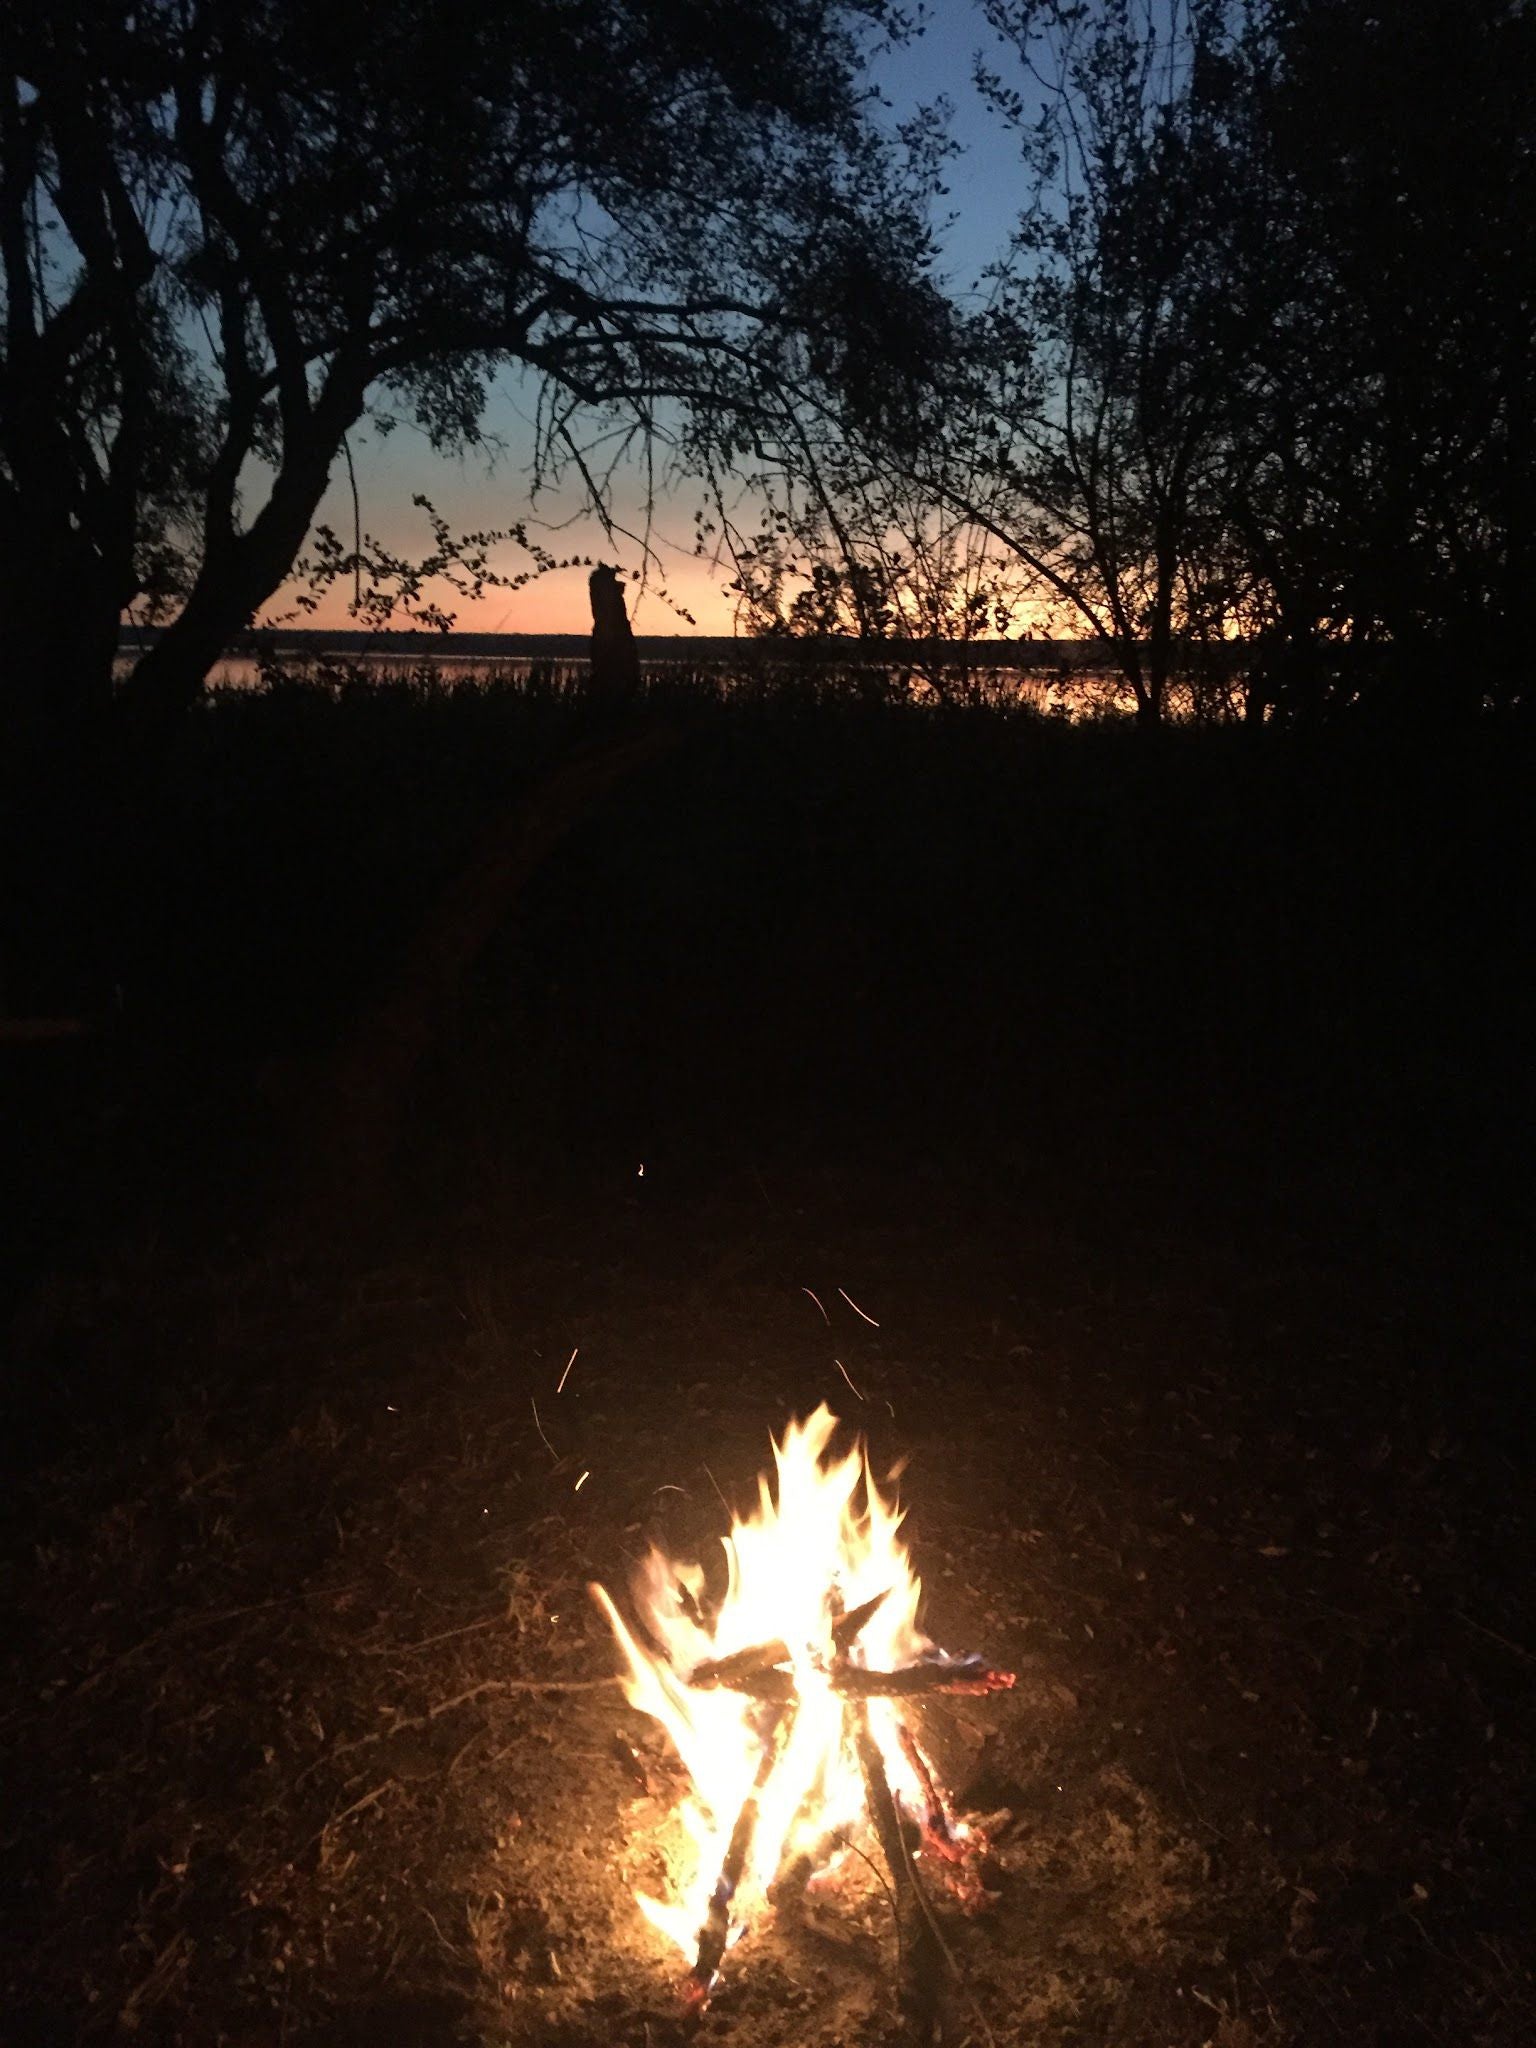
[275,553,742,637]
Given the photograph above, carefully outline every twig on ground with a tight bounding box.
[74,1589,361,1697]
[352,1613,506,1657]
[306,1778,397,1863]
[117,1929,189,2030]
[294,1672,623,1782]
[428,1674,621,1714]
[1456,1611,1534,1663]
[895,1794,1002,2048]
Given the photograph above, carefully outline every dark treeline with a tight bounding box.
[732,0,1536,726]
[5,0,1532,739]
[2,0,1533,1001]
[2,0,947,1011]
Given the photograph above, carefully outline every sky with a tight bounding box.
[282,1,1029,638]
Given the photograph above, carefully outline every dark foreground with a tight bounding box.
[2,681,1532,2044]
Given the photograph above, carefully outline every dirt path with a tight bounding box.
[3,1166,1530,2045]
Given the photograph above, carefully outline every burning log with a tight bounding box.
[687,1652,1016,1702]
[832,1586,892,1649]
[837,1656,1016,1698]
[685,1701,795,2007]
[686,1639,791,1690]
[894,1721,962,1859]
[684,1590,898,1691]
[855,1707,945,2043]
[894,1722,993,1911]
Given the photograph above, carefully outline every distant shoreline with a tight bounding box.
[117,626,1102,667]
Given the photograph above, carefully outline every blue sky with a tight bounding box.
[286,1,1028,636]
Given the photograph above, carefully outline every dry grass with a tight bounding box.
[4,1168,1531,2046]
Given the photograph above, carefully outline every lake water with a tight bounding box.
[115,645,1136,718]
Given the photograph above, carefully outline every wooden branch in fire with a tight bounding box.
[894,1721,993,1912]
[683,1588,898,1692]
[677,1645,1007,2004]
[629,1573,1016,2019]
[854,1704,946,2040]
[687,1648,1017,1701]
[685,1701,795,2009]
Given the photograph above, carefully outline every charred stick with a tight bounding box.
[831,1586,891,1651]
[895,1722,963,1860]
[696,1667,796,1701]
[894,1723,993,1911]
[688,1594,895,1686]
[687,1639,790,1689]
[853,1711,913,1908]
[683,1586,896,1689]
[688,1701,794,2004]
[702,1660,1016,1701]
[840,1660,1016,1699]
[854,1707,944,2042]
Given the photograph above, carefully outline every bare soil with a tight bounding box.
[4,1159,1530,2047]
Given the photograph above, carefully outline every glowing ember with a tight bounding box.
[590,1406,1013,2002]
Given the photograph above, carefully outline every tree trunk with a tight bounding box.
[0,461,124,736]
[121,581,250,730]
[0,523,124,1014]
[120,413,357,731]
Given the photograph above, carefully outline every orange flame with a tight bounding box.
[591,1406,940,1969]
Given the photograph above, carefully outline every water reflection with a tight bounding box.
[114,643,1141,719]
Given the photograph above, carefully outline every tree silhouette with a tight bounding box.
[1234,0,1536,719]
[1,0,950,1011]
[964,0,1267,722]
[720,1,1280,723]
[1,0,937,757]
[958,0,1536,722]
[758,0,1534,726]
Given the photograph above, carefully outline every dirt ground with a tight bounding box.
[4,1151,1530,2048]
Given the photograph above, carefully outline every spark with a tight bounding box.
[557,1346,579,1394]
[530,1397,557,1462]
[801,1286,831,1324]
[833,1357,866,1401]
[837,1288,880,1327]
[574,1470,590,1492]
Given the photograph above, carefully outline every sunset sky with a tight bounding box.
[279,3,1025,637]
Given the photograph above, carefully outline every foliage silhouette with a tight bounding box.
[1,0,940,749]
[1,0,945,1007]
[746,0,1535,725]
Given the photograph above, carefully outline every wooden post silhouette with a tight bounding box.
[588,563,641,702]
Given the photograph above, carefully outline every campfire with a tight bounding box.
[591,1407,1015,2009]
